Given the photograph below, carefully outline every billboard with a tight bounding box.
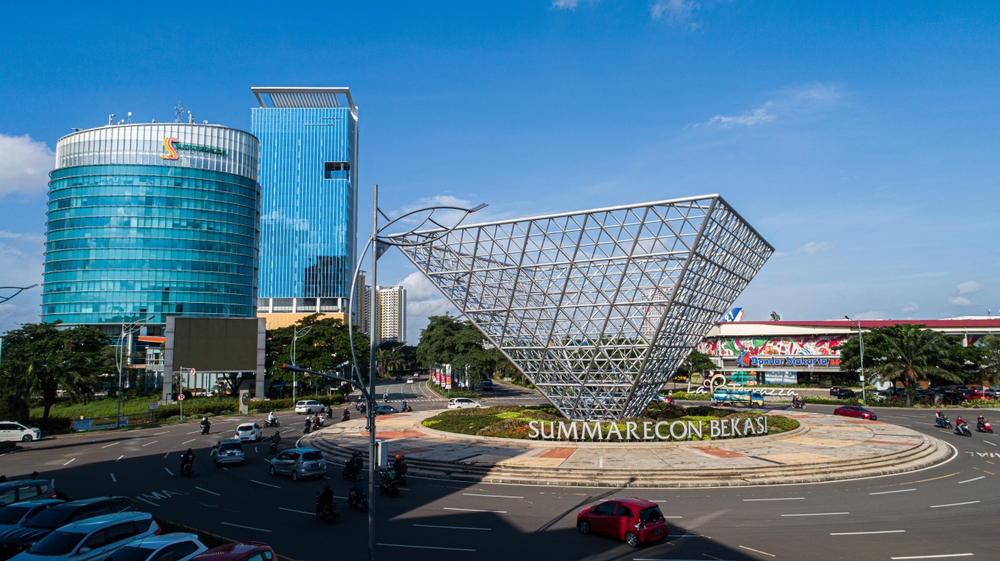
[170,317,260,372]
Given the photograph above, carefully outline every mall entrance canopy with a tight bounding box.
[392,195,773,419]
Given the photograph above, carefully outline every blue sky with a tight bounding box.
[1,1,998,342]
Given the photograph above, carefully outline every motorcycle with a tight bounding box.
[180,461,194,478]
[304,422,312,434]
[380,470,400,498]
[264,418,280,428]
[342,460,362,480]
[342,410,351,422]
[313,416,325,428]
[269,441,278,455]
[955,423,972,437]
[315,499,339,524]
[977,421,993,434]
[791,399,805,410]
[348,493,369,513]
[935,417,953,429]
[200,422,211,435]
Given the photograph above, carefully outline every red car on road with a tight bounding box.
[833,405,877,420]
[192,542,275,561]
[577,497,668,547]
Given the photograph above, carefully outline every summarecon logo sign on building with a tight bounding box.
[527,416,768,442]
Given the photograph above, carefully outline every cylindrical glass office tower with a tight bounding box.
[42,123,261,334]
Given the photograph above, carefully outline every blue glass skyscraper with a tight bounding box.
[251,87,358,326]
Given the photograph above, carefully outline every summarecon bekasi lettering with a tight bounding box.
[527,416,767,442]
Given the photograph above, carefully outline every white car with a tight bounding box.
[447,398,481,409]
[104,533,207,561]
[11,511,158,561]
[295,400,324,414]
[234,423,263,442]
[0,422,41,442]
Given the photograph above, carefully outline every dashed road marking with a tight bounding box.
[135,496,160,507]
[462,493,523,499]
[738,545,775,557]
[154,431,170,435]
[182,439,196,445]
[443,507,506,514]
[195,487,220,496]
[958,476,985,484]
[116,455,124,462]
[870,488,916,495]
[164,468,174,476]
[221,522,271,533]
[831,530,905,535]
[413,524,491,531]
[278,507,314,515]
[743,497,804,501]
[251,479,281,489]
[110,474,116,482]
[930,501,980,508]
[377,543,474,552]
[890,554,973,560]
[101,442,119,449]
[64,458,75,466]
[142,441,158,447]
[781,512,849,517]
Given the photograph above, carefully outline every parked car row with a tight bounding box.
[0,493,276,561]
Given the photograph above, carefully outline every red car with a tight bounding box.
[576,497,669,547]
[192,542,275,561]
[833,405,877,420]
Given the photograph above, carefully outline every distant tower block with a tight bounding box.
[392,195,773,420]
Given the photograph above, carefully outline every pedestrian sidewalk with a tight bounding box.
[302,410,951,488]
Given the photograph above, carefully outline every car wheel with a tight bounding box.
[292,470,300,481]
[21,435,32,442]
[625,531,640,548]
[270,465,276,476]
[577,520,591,535]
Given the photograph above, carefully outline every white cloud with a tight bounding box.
[855,311,886,320]
[902,302,919,313]
[0,134,54,199]
[696,83,844,129]
[552,0,580,8]
[0,231,45,333]
[957,281,984,295]
[948,296,971,306]
[797,241,833,255]
[651,0,700,27]
[398,271,458,343]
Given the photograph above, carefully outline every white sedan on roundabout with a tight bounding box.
[447,398,481,409]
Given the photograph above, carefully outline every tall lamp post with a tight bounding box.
[845,316,865,405]
[343,184,486,561]
[116,315,154,425]
[291,324,313,402]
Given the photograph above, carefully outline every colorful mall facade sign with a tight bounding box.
[527,416,767,442]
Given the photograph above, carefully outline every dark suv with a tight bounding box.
[0,496,133,559]
[835,388,856,399]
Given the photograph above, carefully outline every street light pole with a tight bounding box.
[116,315,154,425]
[845,316,866,405]
[367,184,379,561]
[292,324,313,403]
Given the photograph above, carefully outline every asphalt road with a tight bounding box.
[3,391,999,561]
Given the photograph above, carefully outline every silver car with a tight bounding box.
[268,448,327,481]
[212,439,245,466]
[0,499,63,535]
[11,511,158,561]
[105,533,207,561]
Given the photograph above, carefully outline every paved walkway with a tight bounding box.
[303,410,952,487]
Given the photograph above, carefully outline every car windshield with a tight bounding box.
[302,451,323,461]
[220,442,243,452]
[24,507,74,529]
[108,545,157,561]
[237,425,254,431]
[639,507,663,523]
[29,530,87,556]
[0,505,31,524]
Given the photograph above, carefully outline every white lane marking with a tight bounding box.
[186,431,201,435]
[135,496,160,507]
[181,439,196,445]
[870,488,917,495]
[831,530,906,535]
[255,447,258,453]
[110,473,116,482]
[958,476,985,484]
[413,524,491,531]
[154,431,170,435]
[64,458,75,466]
[221,522,271,533]
[462,493,523,499]
[164,468,174,476]
[142,441,158,447]
[743,497,804,501]
[985,441,997,446]
[116,455,124,462]
[667,534,701,538]
[101,442,120,449]
[443,507,506,514]
[377,543,474,552]
[251,479,281,489]
[930,501,980,508]
[781,512,850,517]
[334,495,347,500]
[662,516,683,519]
[890,555,973,560]
[279,507,314,515]
[195,486,220,496]
[163,453,170,459]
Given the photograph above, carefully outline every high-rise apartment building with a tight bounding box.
[252,87,359,330]
[376,286,406,344]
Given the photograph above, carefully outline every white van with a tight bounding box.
[0,422,42,442]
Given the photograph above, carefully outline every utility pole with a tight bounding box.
[367,184,379,561]
[292,324,313,403]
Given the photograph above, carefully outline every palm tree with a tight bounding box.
[868,324,961,405]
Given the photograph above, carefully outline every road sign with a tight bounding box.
[189,368,196,376]
[149,401,159,410]
[177,393,186,401]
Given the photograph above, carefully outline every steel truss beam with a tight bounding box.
[391,194,773,419]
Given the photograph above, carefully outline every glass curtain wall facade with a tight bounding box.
[252,88,358,316]
[42,123,261,331]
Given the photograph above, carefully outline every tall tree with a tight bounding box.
[979,335,1000,386]
[675,350,717,382]
[0,322,113,428]
[265,315,370,390]
[416,314,515,386]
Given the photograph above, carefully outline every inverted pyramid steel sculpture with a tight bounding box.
[392,195,773,419]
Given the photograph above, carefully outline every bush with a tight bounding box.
[671,391,711,401]
[426,383,479,400]
[643,402,689,420]
[683,406,732,418]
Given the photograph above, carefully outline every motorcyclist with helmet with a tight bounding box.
[392,454,408,479]
[791,394,803,408]
[956,415,969,434]
[200,417,211,434]
[350,474,367,507]
[345,451,363,479]
[978,414,988,431]
[180,448,195,475]
[316,483,334,514]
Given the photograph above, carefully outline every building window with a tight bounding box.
[324,162,350,180]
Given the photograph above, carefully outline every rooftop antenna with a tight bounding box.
[108,114,116,126]
[125,112,132,124]
[174,102,184,123]
[187,111,194,124]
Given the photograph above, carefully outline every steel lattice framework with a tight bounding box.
[392,195,773,419]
